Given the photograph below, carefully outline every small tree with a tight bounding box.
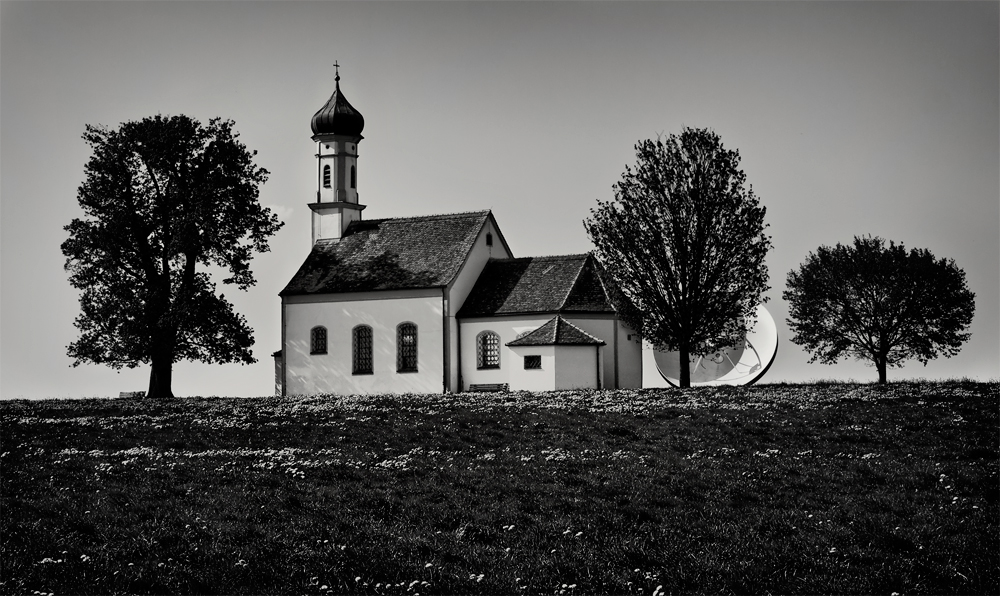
[585,128,772,387]
[62,115,283,398]
[783,236,975,383]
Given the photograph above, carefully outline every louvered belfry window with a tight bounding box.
[310,326,327,355]
[397,323,417,372]
[352,325,373,375]
[477,331,500,369]
[323,165,331,188]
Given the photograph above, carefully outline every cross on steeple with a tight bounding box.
[333,61,340,82]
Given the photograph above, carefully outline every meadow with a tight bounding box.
[2,381,997,595]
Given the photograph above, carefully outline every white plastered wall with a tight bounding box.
[460,315,554,391]
[443,217,512,392]
[553,345,602,390]
[567,317,642,389]
[283,290,444,395]
[507,345,556,391]
[615,319,643,388]
[460,314,642,391]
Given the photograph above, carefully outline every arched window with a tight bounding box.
[397,322,417,372]
[310,326,327,355]
[477,331,500,369]
[350,165,356,189]
[352,325,373,375]
[323,165,331,188]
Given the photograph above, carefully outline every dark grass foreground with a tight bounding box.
[2,382,997,595]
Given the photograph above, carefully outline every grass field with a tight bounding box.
[2,381,997,595]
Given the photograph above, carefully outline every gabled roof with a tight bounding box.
[280,211,495,296]
[506,316,606,346]
[456,253,618,318]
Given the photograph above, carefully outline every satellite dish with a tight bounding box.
[652,304,778,386]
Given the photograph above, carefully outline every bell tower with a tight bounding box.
[309,63,366,244]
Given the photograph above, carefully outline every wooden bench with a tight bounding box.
[467,383,509,393]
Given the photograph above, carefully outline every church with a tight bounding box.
[273,72,642,396]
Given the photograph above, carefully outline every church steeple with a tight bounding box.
[311,64,365,137]
[309,63,366,244]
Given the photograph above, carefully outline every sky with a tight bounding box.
[1,1,997,398]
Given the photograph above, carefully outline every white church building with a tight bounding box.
[274,73,642,395]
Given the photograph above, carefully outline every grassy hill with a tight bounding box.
[2,382,997,595]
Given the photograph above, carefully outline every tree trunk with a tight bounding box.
[679,341,691,388]
[147,350,175,398]
[875,357,888,385]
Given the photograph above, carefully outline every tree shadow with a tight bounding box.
[284,248,439,295]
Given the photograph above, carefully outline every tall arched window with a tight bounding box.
[310,326,327,355]
[323,165,331,188]
[352,325,373,375]
[397,322,417,372]
[350,165,356,189]
[477,331,500,369]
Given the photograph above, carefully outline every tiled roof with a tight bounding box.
[280,211,491,296]
[456,254,618,318]
[506,316,606,346]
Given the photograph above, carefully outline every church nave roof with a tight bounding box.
[280,210,495,296]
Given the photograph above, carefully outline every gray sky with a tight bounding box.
[2,1,997,398]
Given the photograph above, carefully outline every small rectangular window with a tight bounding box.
[524,355,541,370]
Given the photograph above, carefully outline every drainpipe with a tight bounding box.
[456,317,463,393]
[596,345,602,389]
[613,321,620,389]
[442,288,449,394]
[280,296,287,397]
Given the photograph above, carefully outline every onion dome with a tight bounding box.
[310,72,365,137]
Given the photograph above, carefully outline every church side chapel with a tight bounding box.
[274,70,642,396]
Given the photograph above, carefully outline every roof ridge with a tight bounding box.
[554,315,605,344]
[526,253,591,260]
[552,314,566,343]
[364,210,490,224]
[506,314,605,346]
[587,255,621,314]
[556,256,589,310]
[487,253,590,264]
